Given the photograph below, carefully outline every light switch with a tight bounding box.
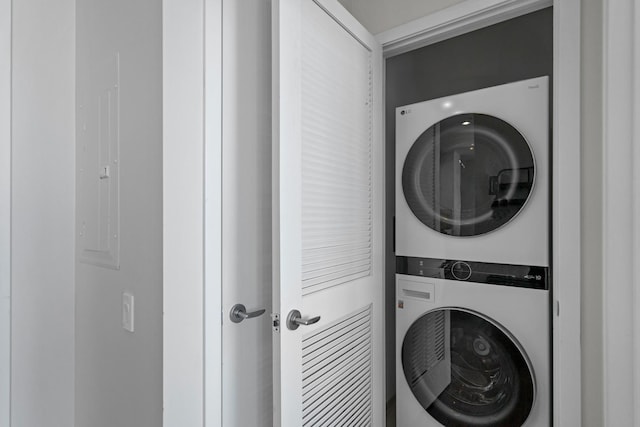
[122,292,134,332]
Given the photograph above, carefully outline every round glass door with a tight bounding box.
[402,113,535,236]
[402,309,535,427]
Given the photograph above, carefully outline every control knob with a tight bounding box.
[451,261,472,280]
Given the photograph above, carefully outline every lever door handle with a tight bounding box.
[229,304,266,323]
[286,309,321,330]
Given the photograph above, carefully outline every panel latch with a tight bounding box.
[271,313,280,332]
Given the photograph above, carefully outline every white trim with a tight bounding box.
[1,0,11,423]
[376,0,552,57]
[162,0,206,425]
[602,0,639,425]
[376,0,582,425]
[552,1,582,425]
[0,0,9,299]
[635,2,640,422]
[204,0,222,425]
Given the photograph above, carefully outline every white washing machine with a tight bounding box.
[395,260,550,427]
[395,77,549,267]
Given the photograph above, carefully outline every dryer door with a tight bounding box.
[402,309,535,427]
[402,113,535,237]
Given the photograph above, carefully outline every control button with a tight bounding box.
[451,261,472,280]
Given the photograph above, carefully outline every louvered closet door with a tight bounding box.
[272,0,384,426]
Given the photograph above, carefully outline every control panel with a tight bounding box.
[396,256,549,290]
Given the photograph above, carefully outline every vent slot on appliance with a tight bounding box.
[300,0,373,296]
[405,311,446,387]
[403,289,432,301]
[302,305,372,426]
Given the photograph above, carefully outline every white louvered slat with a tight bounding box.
[303,256,371,275]
[300,0,372,296]
[302,248,371,270]
[304,361,369,421]
[302,168,371,192]
[301,269,371,293]
[303,326,370,378]
[312,378,369,426]
[302,307,370,349]
[303,347,370,407]
[303,228,371,241]
[301,306,372,427]
[302,260,371,284]
[303,349,371,403]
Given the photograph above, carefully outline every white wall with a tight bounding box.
[0,0,10,423]
[338,0,465,34]
[10,0,76,426]
[75,0,163,426]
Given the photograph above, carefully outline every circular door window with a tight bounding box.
[402,309,535,427]
[402,113,535,237]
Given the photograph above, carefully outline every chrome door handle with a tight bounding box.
[286,309,321,330]
[229,304,266,323]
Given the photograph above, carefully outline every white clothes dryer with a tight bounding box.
[395,77,549,267]
[395,259,550,427]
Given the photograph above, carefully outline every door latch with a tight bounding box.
[271,313,280,332]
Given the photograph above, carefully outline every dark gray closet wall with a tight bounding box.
[385,7,553,400]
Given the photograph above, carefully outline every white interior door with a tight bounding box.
[221,0,273,425]
[272,0,384,425]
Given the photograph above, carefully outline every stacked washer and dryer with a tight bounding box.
[395,77,550,427]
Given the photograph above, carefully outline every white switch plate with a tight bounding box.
[122,292,134,332]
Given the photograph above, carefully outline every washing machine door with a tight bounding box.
[402,113,535,237]
[402,309,535,427]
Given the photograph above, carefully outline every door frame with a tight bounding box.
[164,0,582,425]
[162,0,213,425]
[203,1,223,426]
[1,0,10,423]
[376,0,582,425]
[602,0,640,424]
